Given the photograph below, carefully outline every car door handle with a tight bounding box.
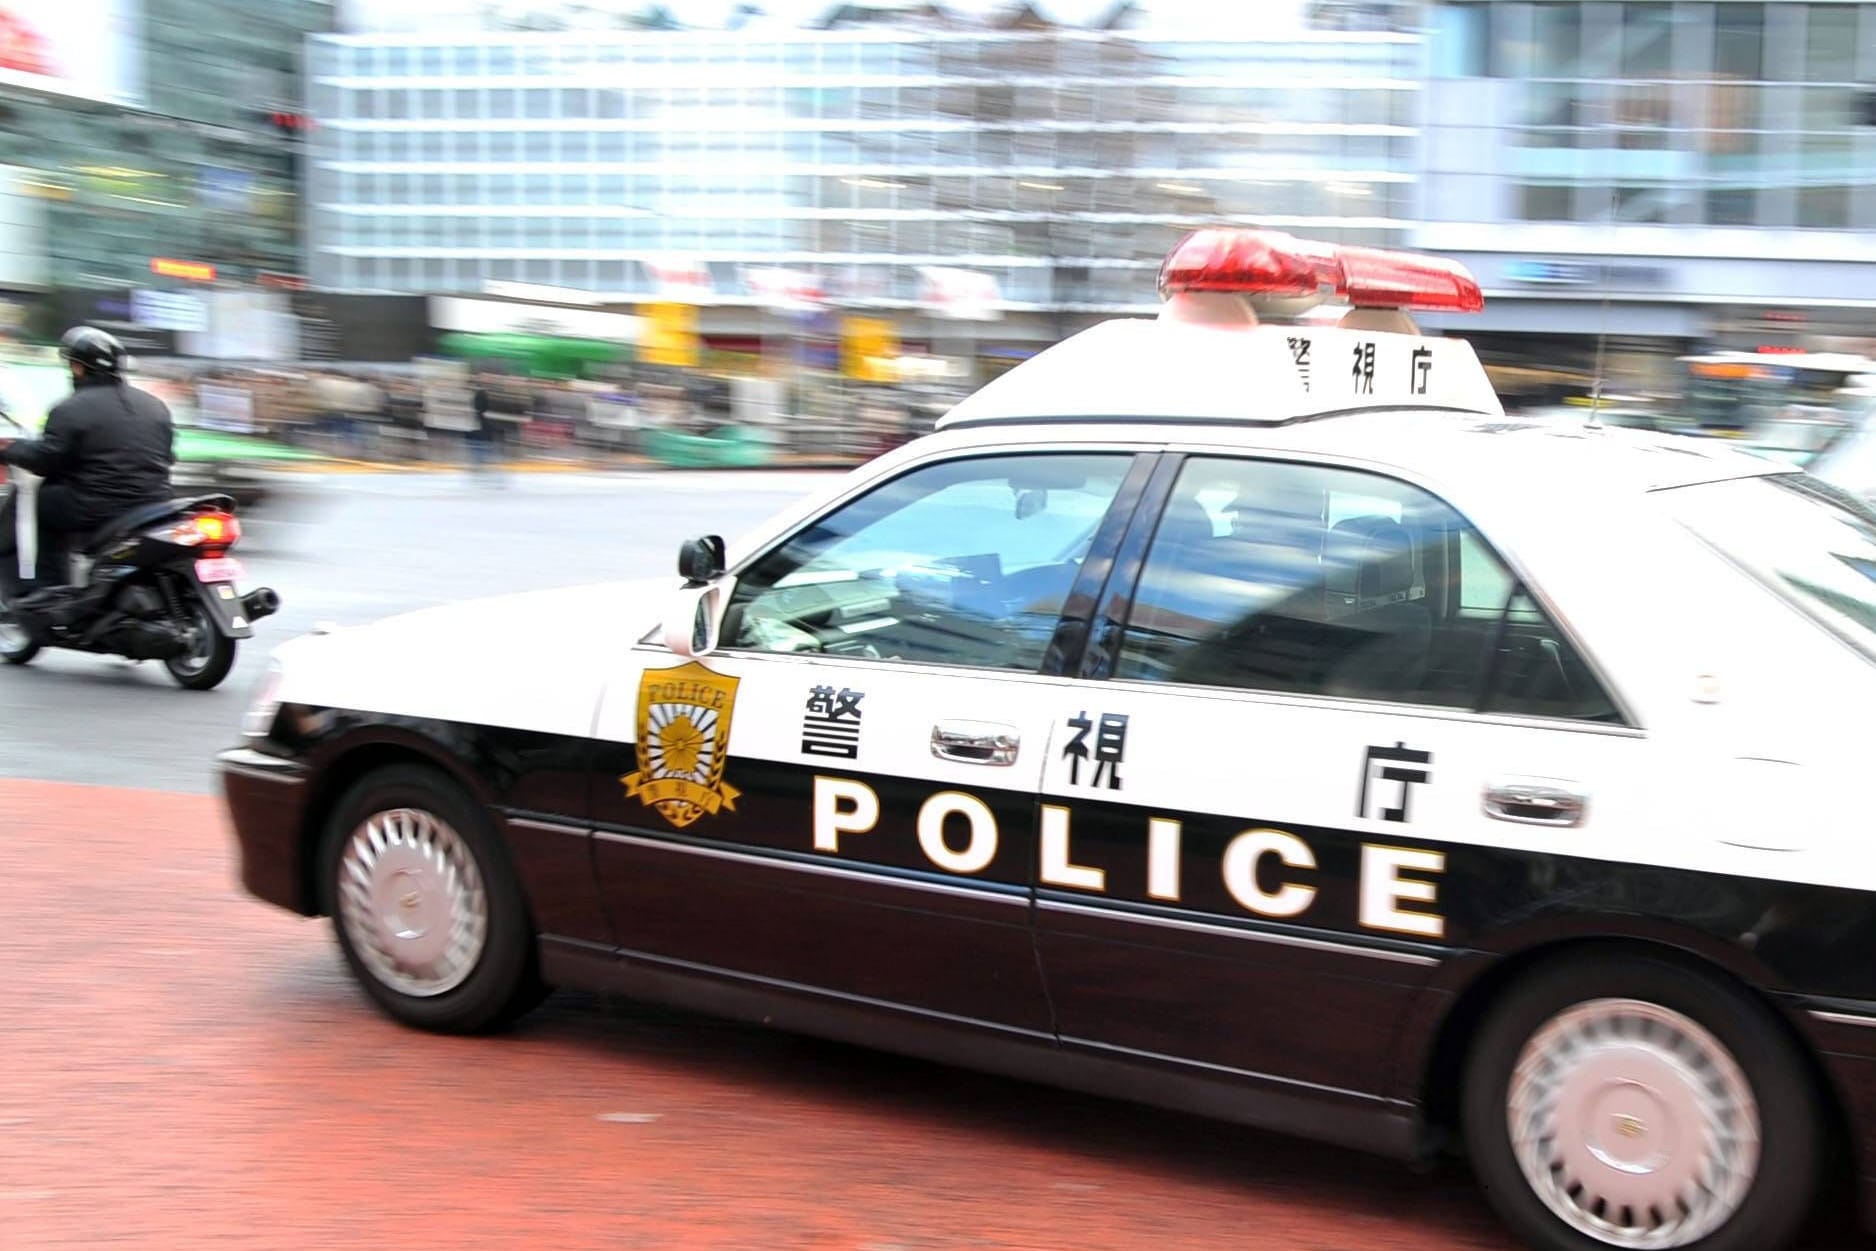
[931,720,1020,766]
[1483,777,1588,827]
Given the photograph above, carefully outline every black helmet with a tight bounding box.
[59,326,126,379]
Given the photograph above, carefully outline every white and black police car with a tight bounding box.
[223,230,1876,1251]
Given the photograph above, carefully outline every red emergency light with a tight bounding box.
[1158,229,1484,314]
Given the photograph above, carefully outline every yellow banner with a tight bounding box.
[622,771,741,816]
[841,316,898,382]
[641,301,701,368]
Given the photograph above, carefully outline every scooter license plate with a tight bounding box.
[195,556,244,584]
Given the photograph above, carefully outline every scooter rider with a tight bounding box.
[0,327,174,598]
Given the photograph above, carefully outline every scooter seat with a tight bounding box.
[83,494,235,554]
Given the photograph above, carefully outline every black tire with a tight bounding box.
[1462,953,1822,1251]
[319,764,546,1034]
[163,596,236,690]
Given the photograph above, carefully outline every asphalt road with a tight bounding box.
[0,469,830,792]
[1,779,1519,1251]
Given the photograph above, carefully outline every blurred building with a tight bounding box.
[1420,1,1876,385]
[301,1,1424,358]
[0,0,331,331]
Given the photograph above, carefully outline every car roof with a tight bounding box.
[932,313,1788,498]
[1251,412,1790,494]
[939,315,1503,430]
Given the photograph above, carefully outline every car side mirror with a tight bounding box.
[663,581,730,658]
[678,534,726,585]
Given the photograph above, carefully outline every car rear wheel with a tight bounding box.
[1462,954,1821,1251]
[322,764,546,1034]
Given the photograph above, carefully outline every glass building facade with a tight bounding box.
[303,24,1423,315]
[1419,1,1876,346]
[0,0,331,292]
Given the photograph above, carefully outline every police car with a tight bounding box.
[222,230,1876,1251]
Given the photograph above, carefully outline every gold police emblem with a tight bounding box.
[621,661,742,829]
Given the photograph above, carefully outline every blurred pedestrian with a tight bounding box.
[470,374,507,484]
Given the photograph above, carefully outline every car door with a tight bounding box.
[590,448,1151,1035]
[1029,452,1654,1100]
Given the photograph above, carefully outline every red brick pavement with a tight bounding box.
[0,779,1862,1250]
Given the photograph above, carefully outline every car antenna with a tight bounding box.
[1586,296,1609,432]
[1583,93,1633,433]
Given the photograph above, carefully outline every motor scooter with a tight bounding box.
[0,408,278,690]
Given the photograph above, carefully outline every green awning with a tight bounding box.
[438,332,627,378]
[175,429,321,464]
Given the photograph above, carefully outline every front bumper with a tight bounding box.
[219,746,316,915]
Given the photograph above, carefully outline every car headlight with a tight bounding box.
[241,660,285,739]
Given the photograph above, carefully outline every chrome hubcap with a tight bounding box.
[336,808,487,998]
[1507,998,1760,1248]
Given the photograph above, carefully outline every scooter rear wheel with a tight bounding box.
[164,597,234,690]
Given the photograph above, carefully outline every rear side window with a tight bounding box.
[1113,456,1622,722]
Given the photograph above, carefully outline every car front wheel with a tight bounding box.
[321,764,546,1034]
[1462,953,1822,1251]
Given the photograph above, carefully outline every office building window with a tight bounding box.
[1621,4,1675,78]
[1706,185,1756,225]
[1715,4,1765,79]
[1518,183,1574,220]
[1805,5,1859,81]
[1613,184,1669,223]
[1798,183,1849,228]
[1531,3,1583,77]
[1432,4,1489,77]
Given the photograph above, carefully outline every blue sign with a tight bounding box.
[1505,259,1594,286]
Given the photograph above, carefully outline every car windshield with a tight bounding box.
[1742,411,1850,467]
[1807,409,1876,497]
[1658,472,1876,657]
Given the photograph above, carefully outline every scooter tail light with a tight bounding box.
[167,511,242,549]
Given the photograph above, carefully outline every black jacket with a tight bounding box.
[2,379,175,523]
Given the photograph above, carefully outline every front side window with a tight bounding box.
[725,454,1133,671]
[1115,457,1620,722]
[1661,472,1876,659]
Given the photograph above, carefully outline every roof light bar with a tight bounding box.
[1158,229,1484,315]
